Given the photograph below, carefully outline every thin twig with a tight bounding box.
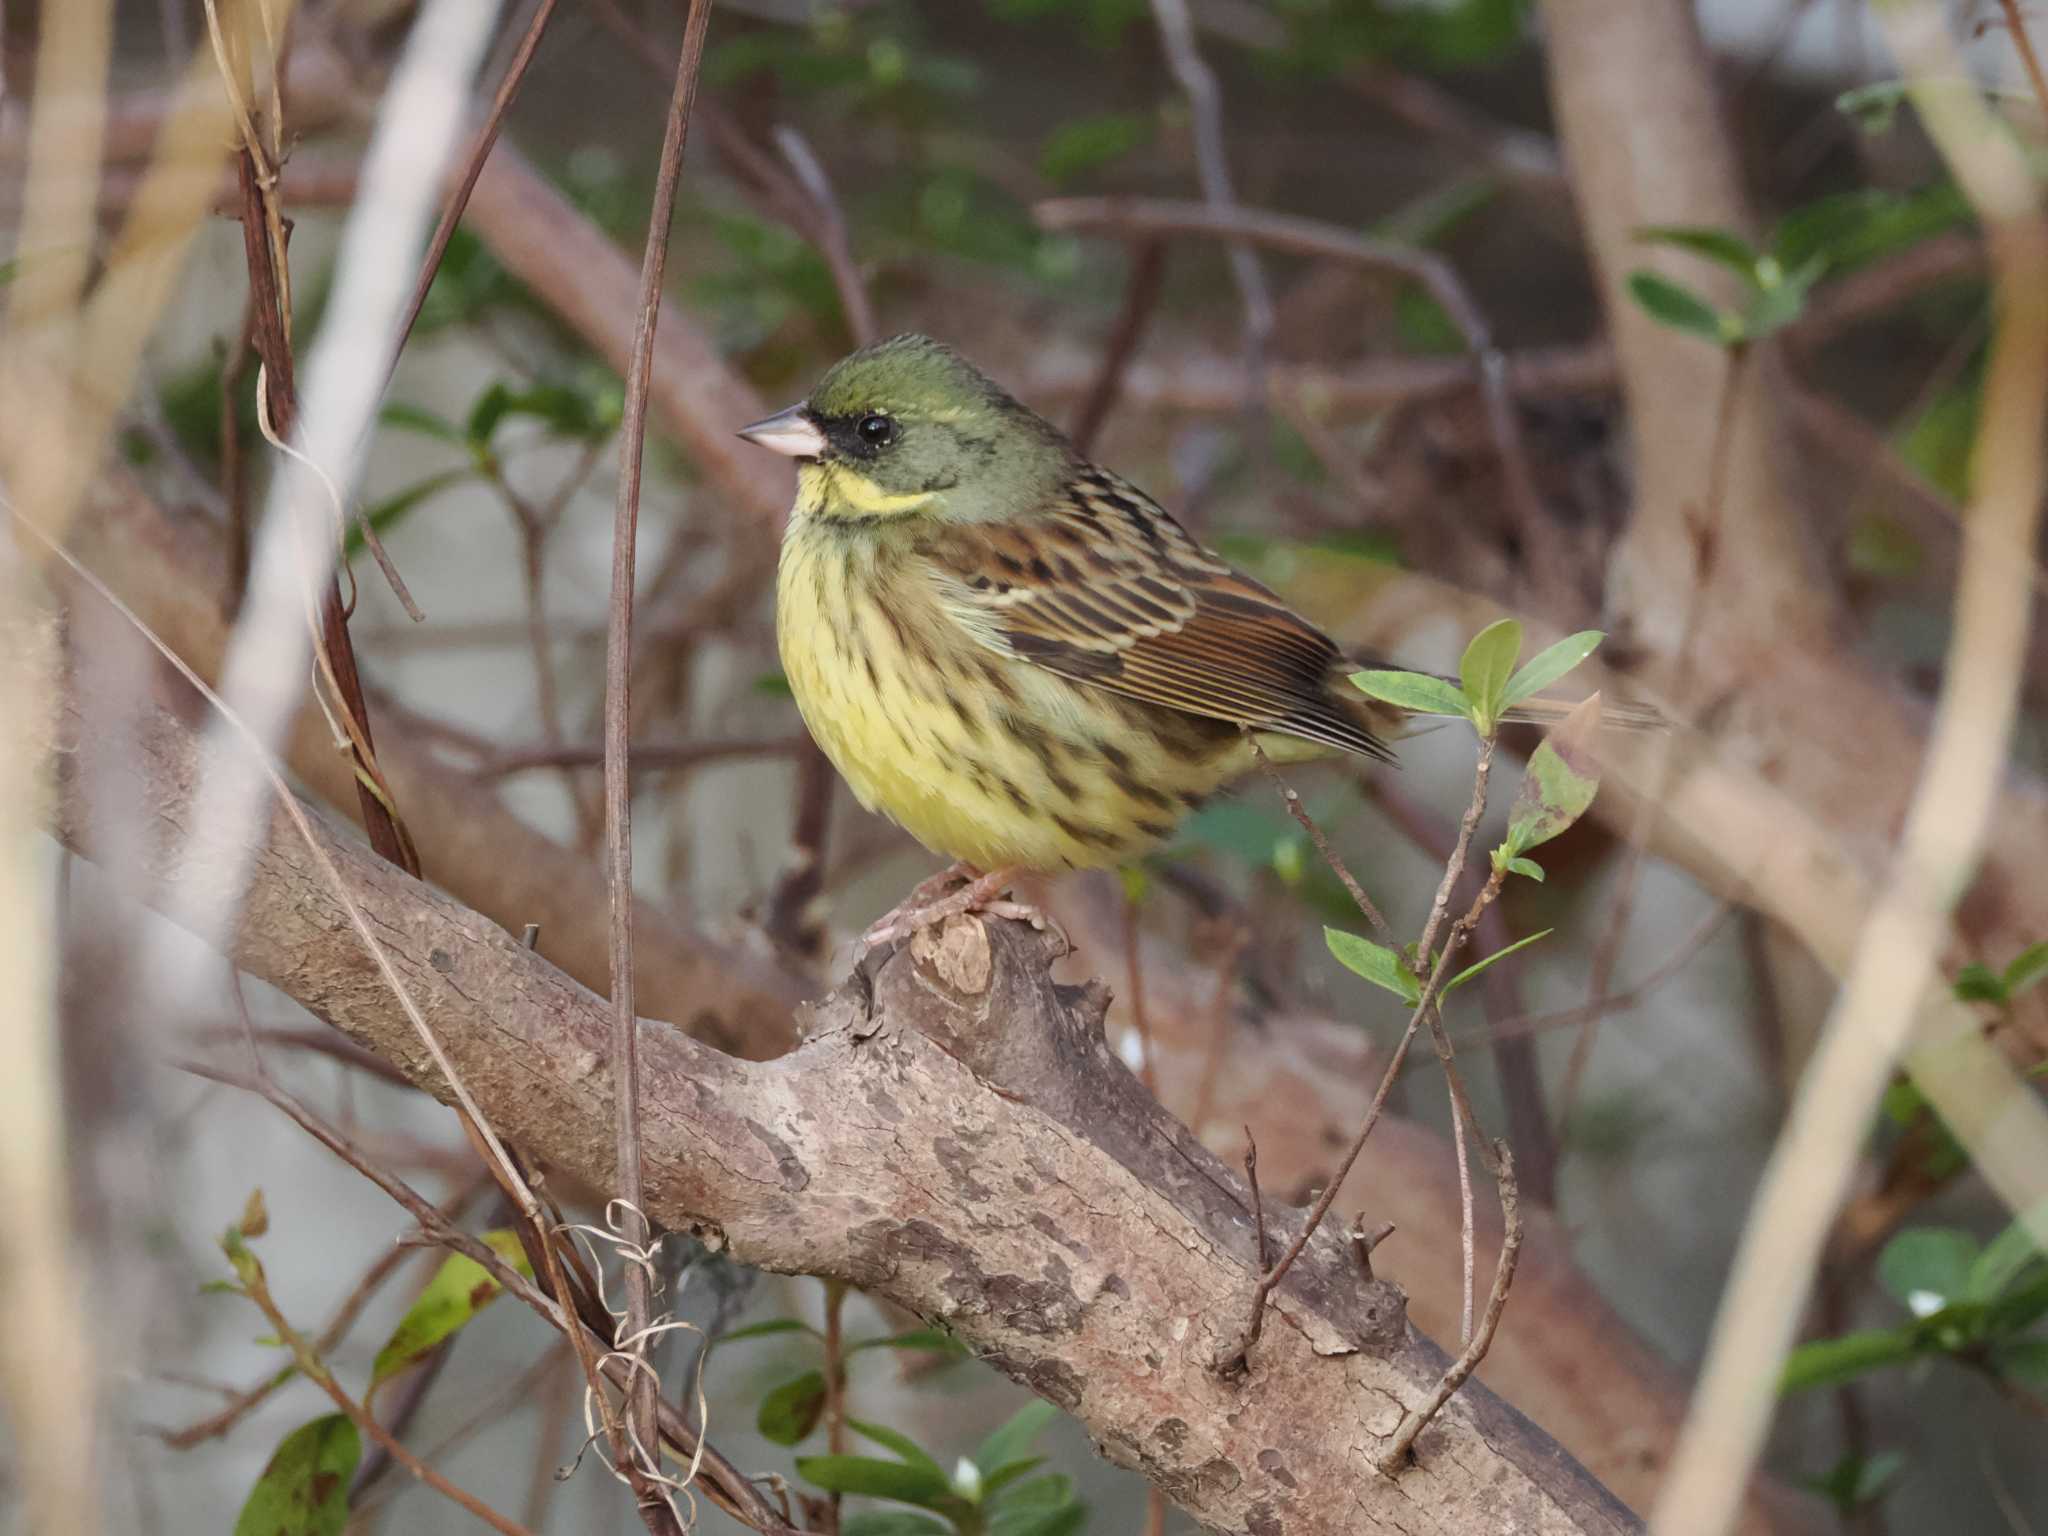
[1558,351,1745,1131]
[1996,0,2048,121]
[158,1171,490,1448]
[1366,779,1557,1203]
[1146,0,1272,396]
[1244,735,1395,946]
[178,1060,793,1535]
[1244,1133,1269,1269]
[387,0,563,376]
[347,1340,573,1526]
[755,126,872,957]
[16,509,540,1224]
[1071,238,1166,456]
[1450,1095,1474,1343]
[1468,899,1734,1047]
[1218,737,1507,1375]
[477,735,805,779]
[228,1239,540,1536]
[1037,195,1573,603]
[771,125,876,346]
[603,3,712,1521]
[1378,1143,1521,1469]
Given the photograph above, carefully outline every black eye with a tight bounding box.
[856,413,896,446]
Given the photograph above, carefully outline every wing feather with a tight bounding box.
[917,467,1394,761]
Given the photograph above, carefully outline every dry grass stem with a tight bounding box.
[1650,5,2048,1531]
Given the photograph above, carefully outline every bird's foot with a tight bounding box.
[854,864,1063,965]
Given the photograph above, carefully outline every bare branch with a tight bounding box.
[603,1,715,1519]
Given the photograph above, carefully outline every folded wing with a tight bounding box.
[917,467,1393,761]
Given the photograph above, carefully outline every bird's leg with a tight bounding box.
[856,864,1057,958]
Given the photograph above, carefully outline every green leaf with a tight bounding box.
[991,1472,1072,1511]
[1504,631,1603,707]
[1949,966,1998,1003]
[1990,1266,2048,1334]
[1878,1227,1979,1314]
[980,1456,1048,1500]
[1325,928,1421,1006]
[2003,941,2048,998]
[796,1454,954,1508]
[1458,618,1522,732]
[1626,271,1736,345]
[1779,1327,1923,1393]
[848,1418,946,1476]
[1834,81,1911,135]
[370,1230,529,1391]
[1443,929,1553,995]
[1800,1449,1907,1514]
[378,402,465,443]
[1969,1204,2048,1303]
[1504,696,1603,857]
[1898,374,1982,502]
[758,1370,827,1446]
[1741,254,1827,339]
[1506,856,1544,882]
[992,1501,1087,1536]
[841,1515,954,1536]
[1993,1336,2048,1391]
[465,379,618,448]
[715,1317,816,1345]
[233,1413,361,1536]
[847,1327,966,1357]
[1037,112,1152,185]
[1348,669,1469,718]
[973,1399,1059,1477]
[1772,185,1970,275]
[1633,225,1762,276]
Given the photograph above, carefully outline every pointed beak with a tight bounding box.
[737,404,828,459]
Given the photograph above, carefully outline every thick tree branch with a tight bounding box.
[65,468,804,1056]
[54,690,1642,1536]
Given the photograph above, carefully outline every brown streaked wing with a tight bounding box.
[918,466,1394,761]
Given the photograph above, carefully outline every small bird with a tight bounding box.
[740,334,1586,948]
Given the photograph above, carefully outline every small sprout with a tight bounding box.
[1271,834,1306,887]
[951,1456,983,1502]
[1458,618,1522,736]
[240,1188,270,1240]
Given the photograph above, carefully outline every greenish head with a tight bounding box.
[738,334,1073,525]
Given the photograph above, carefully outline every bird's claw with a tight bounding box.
[851,866,1064,967]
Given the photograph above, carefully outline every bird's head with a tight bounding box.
[738,334,1072,526]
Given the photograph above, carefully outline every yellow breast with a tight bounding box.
[775,517,1238,872]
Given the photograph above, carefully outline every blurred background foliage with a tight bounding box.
[13,0,2046,1533]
